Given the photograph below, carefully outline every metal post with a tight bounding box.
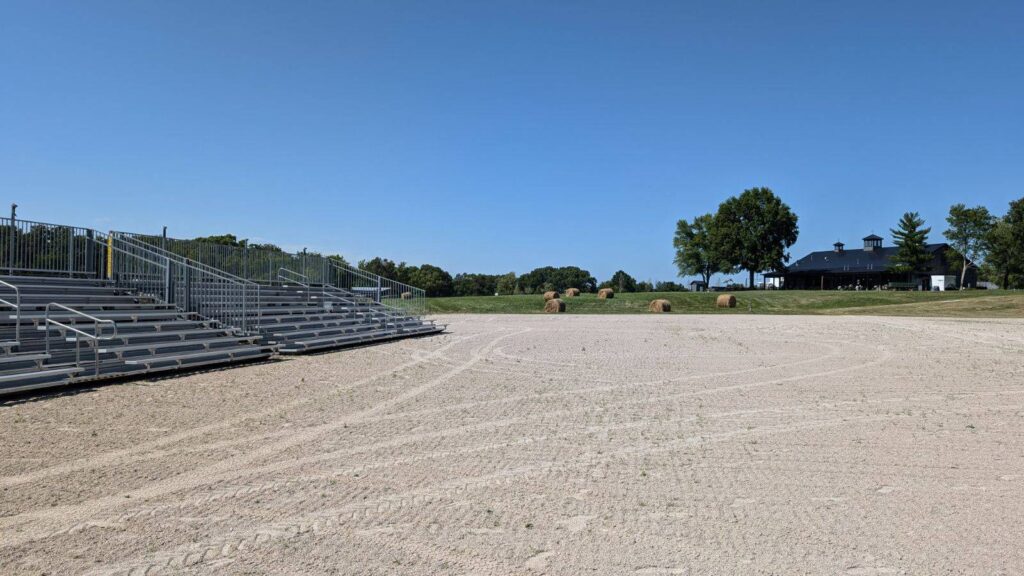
[162,226,167,252]
[8,204,16,275]
[87,229,97,278]
[68,228,74,277]
[164,257,173,304]
[184,264,192,313]
[242,284,248,333]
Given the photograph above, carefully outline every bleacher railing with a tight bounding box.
[116,232,428,317]
[0,213,432,335]
[105,233,262,334]
[1,216,104,277]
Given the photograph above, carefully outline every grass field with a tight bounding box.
[426,289,1024,318]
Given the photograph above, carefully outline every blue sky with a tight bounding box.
[3,1,1022,285]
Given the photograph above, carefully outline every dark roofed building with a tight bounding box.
[767,234,975,290]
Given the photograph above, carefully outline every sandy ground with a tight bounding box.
[2,314,1024,575]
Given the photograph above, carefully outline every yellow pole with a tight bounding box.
[106,234,113,279]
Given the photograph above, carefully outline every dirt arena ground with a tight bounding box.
[2,314,1024,575]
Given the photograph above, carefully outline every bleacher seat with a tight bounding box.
[0,275,273,396]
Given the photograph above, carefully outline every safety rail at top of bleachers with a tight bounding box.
[116,230,428,317]
[0,279,22,351]
[103,233,263,334]
[1,216,105,277]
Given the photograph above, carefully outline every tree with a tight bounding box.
[889,212,932,279]
[193,233,243,247]
[600,270,637,292]
[674,213,729,286]
[943,204,994,289]
[712,187,799,288]
[985,198,1024,288]
[325,253,349,268]
[358,257,400,280]
[407,264,453,297]
[655,280,685,292]
[517,266,597,293]
[554,266,598,293]
[636,281,654,292]
[495,272,517,295]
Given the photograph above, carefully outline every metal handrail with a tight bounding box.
[277,267,309,285]
[105,233,262,334]
[277,268,312,302]
[318,284,401,331]
[0,279,20,351]
[44,302,118,376]
[114,230,429,315]
[112,232,255,284]
[325,257,426,317]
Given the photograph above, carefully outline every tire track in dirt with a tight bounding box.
[26,343,893,548]
[0,328,529,550]
[0,332,478,491]
[83,413,894,576]
[0,330,838,501]
[370,337,849,423]
[54,401,846,536]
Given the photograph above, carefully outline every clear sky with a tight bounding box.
[3,1,1022,285]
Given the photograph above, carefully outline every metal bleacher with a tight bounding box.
[255,277,441,354]
[110,232,443,354]
[0,213,442,397]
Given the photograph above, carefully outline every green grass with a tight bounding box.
[426,290,1024,318]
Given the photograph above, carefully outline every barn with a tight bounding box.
[768,234,975,291]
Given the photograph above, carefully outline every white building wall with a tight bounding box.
[930,275,957,291]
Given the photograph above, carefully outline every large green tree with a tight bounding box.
[495,272,517,295]
[943,204,995,289]
[193,233,244,247]
[600,270,637,292]
[453,273,502,296]
[712,187,799,288]
[889,212,932,279]
[517,266,597,293]
[406,264,454,297]
[358,257,401,280]
[985,197,1024,288]
[673,213,729,286]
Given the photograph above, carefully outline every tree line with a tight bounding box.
[356,260,685,297]
[888,197,1024,289]
[674,187,1024,289]
[190,234,682,297]
[190,190,1023,296]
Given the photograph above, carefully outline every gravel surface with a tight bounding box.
[2,314,1023,575]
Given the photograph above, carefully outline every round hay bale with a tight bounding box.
[648,299,671,312]
[716,294,737,308]
[564,288,581,297]
[543,290,560,301]
[597,288,614,299]
[400,291,413,300]
[544,298,566,313]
